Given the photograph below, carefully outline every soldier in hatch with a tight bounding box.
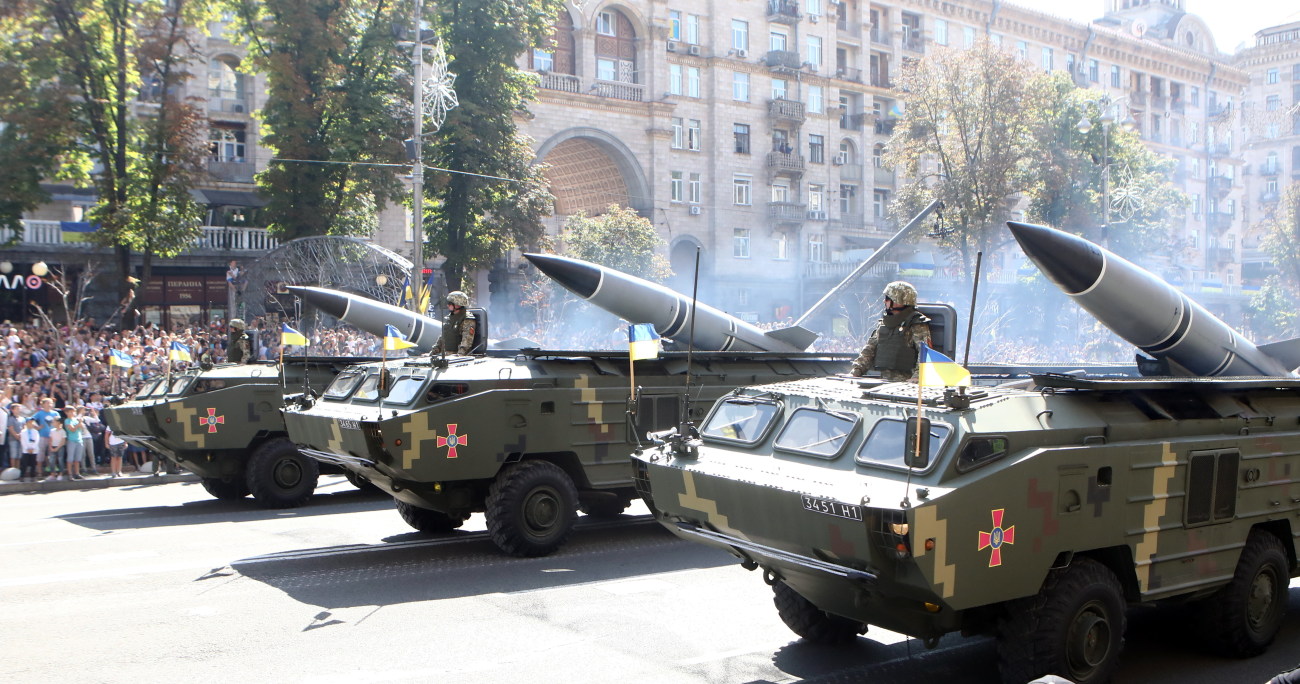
[227,318,253,364]
[850,281,931,382]
[431,291,479,356]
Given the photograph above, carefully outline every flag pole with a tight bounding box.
[628,327,636,403]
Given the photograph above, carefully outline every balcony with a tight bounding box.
[766,151,806,176]
[1260,191,1280,203]
[1210,143,1232,157]
[870,27,888,45]
[1207,210,1234,231]
[839,164,862,181]
[767,0,800,24]
[767,201,808,222]
[902,35,925,53]
[1208,102,1232,119]
[1129,90,1147,106]
[1151,95,1167,110]
[1171,98,1185,114]
[1207,174,1233,196]
[834,66,864,83]
[206,159,255,184]
[839,213,866,230]
[538,71,582,94]
[874,115,898,135]
[590,80,644,102]
[1208,246,1235,264]
[835,18,861,38]
[875,167,896,185]
[806,260,898,280]
[6,220,278,253]
[839,111,868,131]
[767,98,806,124]
[207,97,251,116]
[1260,163,1280,177]
[869,71,891,88]
[764,50,804,71]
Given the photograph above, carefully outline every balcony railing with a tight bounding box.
[766,151,806,175]
[839,213,865,230]
[839,111,868,131]
[1260,163,1280,176]
[1260,191,1280,203]
[590,79,644,102]
[875,167,896,185]
[764,50,804,70]
[207,97,251,115]
[835,19,861,38]
[538,72,582,94]
[767,201,808,221]
[1207,210,1234,231]
[806,260,898,279]
[839,164,862,181]
[870,27,888,44]
[767,98,806,123]
[1210,143,1232,157]
[6,220,278,253]
[1207,174,1233,195]
[206,159,255,184]
[834,66,863,83]
[767,0,800,24]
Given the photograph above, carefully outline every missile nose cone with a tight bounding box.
[524,253,600,299]
[1008,221,1104,295]
[286,286,347,319]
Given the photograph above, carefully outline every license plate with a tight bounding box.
[802,495,862,521]
[339,419,360,430]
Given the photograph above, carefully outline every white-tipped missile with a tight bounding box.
[287,286,443,352]
[1009,221,1296,377]
[524,253,818,352]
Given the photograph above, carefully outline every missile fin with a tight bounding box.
[1257,337,1300,373]
[764,325,819,351]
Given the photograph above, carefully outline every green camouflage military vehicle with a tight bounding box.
[631,372,1300,683]
[281,349,854,557]
[103,358,377,508]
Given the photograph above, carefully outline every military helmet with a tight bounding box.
[229,318,246,330]
[446,291,469,307]
[883,281,918,307]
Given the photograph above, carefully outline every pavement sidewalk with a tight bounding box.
[0,470,199,495]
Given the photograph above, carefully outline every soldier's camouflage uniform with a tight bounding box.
[228,330,252,364]
[433,309,478,356]
[850,307,931,382]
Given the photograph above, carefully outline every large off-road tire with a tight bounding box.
[395,499,467,533]
[485,460,578,557]
[997,557,1126,684]
[1200,530,1290,658]
[245,437,319,509]
[200,477,249,501]
[772,580,866,644]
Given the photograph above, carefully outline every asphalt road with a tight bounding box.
[3,477,1298,683]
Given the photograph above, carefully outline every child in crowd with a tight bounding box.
[20,418,40,482]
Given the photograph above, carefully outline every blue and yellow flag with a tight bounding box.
[917,342,970,387]
[60,221,98,243]
[168,341,192,362]
[628,323,661,361]
[109,348,135,368]
[281,323,308,346]
[383,324,416,351]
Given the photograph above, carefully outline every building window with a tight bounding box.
[732,20,749,52]
[1016,41,1027,61]
[770,30,788,52]
[734,228,751,258]
[808,85,824,113]
[1267,68,1279,84]
[209,126,246,162]
[1191,86,1200,106]
[872,143,884,167]
[1191,194,1201,218]
[771,183,790,203]
[734,123,751,154]
[733,71,750,101]
[1041,47,1053,71]
[775,231,788,260]
[208,58,247,101]
[671,117,684,149]
[840,184,858,214]
[1088,59,1099,83]
[808,184,824,212]
[669,10,682,40]
[808,234,825,262]
[772,77,788,100]
[934,19,948,46]
[1110,65,1121,88]
[669,65,683,94]
[1267,94,1280,111]
[963,26,975,47]
[687,67,700,97]
[598,58,617,81]
[807,36,822,68]
[687,119,701,150]
[873,189,889,217]
[685,14,700,44]
[688,172,702,203]
[809,134,824,163]
[805,0,822,16]
[532,49,554,71]
[596,11,615,36]
[670,171,684,202]
[733,176,752,205]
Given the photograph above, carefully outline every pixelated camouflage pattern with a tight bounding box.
[851,309,931,379]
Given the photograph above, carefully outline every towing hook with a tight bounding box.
[762,568,781,586]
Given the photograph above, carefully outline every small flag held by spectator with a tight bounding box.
[109,348,135,368]
[168,341,192,362]
[917,342,971,387]
[281,323,308,347]
[628,323,661,360]
[383,324,416,351]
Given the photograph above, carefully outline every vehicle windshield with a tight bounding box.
[134,378,163,399]
[773,408,858,459]
[385,374,428,405]
[701,398,781,445]
[351,373,382,402]
[167,376,193,395]
[323,370,365,400]
[856,418,952,469]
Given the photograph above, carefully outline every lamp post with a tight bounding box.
[408,0,426,314]
[1076,96,1135,245]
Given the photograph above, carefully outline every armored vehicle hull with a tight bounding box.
[282,349,850,556]
[632,373,1300,683]
[103,358,377,507]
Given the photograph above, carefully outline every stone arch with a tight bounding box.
[667,236,712,299]
[536,127,650,216]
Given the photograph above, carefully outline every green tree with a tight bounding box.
[225,0,410,240]
[0,0,212,322]
[561,205,672,281]
[886,40,1046,278]
[1248,183,1300,339]
[424,0,560,292]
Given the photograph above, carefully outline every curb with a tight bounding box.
[0,472,200,495]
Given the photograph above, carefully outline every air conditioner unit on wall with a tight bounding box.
[667,41,678,52]
[688,45,702,56]
[736,48,748,59]
[232,103,245,113]
[833,153,846,165]
[689,205,702,215]
[809,14,819,23]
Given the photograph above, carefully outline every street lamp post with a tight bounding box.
[409,0,426,314]
[1076,96,1135,245]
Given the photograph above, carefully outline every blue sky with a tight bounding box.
[1007,0,1296,54]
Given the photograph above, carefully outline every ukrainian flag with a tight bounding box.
[60,221,98,243]
[628,323,660,360]
[383,324,416,351]
[109,348,135,368]
[169,341,192,362]
[281,323,309,346]
[917,342,970,387]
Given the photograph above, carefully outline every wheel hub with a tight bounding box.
[1246,569,1278,631]
[524,486,561,536]
[274,458,303,488]
[1067,606,1111,675]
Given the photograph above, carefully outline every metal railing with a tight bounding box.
[767,201,808,221]
[5,220,278,253]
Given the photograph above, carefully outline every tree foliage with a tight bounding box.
[1248,183,1300,339]
[0,0,212,320]
[424,0,561,292]
[560,205,672,281]
[225,0,411,240]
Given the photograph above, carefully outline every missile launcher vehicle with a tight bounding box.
[630,222,1300,683]
[103,357,382,507]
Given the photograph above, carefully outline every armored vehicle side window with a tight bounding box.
[634,394,683,438]
[957,436,1009,471]
[194,379,228,394]
[1186,449,1239,526]
[323,370,365,400]
[384,374,427,405]
[857,418,951,469]
[701,398,781,445]
[168,376,193,395]
[134,378,163,399]
[351,373,382,402]
[773,408,858,459]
